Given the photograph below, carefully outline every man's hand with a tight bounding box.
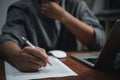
[10,47,48,72]
[41,1,66,20]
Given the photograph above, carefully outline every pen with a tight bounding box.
[21,36,52,66]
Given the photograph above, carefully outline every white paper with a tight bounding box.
[5,56,78,80]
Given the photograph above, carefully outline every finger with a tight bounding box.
[14,50,47,72]
[27,51,47,67]
[41,4,48,13]
[23,47,48,64]
[14,53,38,72]
[36,47,49,63]
[18,54,46,72]
[26,54,46,66]
[41,2,49,7]
[41,7,47,14]
[28,59,46,68]
[23,47,44,58]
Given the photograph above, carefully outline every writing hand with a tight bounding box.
[10,47,48,72]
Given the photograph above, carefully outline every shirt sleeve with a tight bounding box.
[76,1,105,50]
[0,6,27,47]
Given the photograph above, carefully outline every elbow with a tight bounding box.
[88,28,106,50]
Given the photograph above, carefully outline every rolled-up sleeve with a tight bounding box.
[0,6,27,47]
[76,1,105,50]
[90,27,105,50]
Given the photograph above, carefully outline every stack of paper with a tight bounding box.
[5,56,78,80]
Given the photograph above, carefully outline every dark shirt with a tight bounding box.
[0,0,105,51]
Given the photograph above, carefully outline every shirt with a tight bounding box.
[0,0,105,51]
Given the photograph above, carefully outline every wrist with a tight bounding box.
[58,10,67,22]
[0,41,21,62]
[59,11,71,24]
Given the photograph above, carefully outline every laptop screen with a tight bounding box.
[95,19,120,70]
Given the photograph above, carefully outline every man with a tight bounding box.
[0,0,105,72]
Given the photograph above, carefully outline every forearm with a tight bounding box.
[59,11,94,46]
[0,41,49,71]
[0,41,21,61]
[41,1,95,46]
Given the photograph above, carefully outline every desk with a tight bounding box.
[0,51,120,80]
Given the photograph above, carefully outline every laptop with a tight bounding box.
[71,19,120,71]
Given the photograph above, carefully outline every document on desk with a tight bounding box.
[5,56,78,80]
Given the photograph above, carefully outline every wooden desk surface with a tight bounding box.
[0,51,120,80]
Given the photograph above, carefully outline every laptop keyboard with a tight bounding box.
[85,58,98,64]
